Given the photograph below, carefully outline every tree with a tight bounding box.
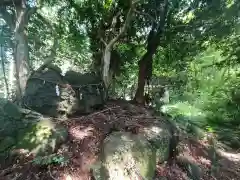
[133,0,169,103]
[0,24,10,98]
[66,0,141,90]
[102,0,140,88]
[0,0,35,102]
[133,0,240,103]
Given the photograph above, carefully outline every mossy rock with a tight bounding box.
[0,137,16,161]
[0,98,21,119]
[177,156,202,180]
[0,136,16,153]
[142,124,172,163]
[0,99,24,138]
[92,132,156,180]
[16,118,68,156]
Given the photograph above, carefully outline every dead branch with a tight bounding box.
[70,106,121,121]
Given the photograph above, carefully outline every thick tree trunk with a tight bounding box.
[1,0,36,103]
[14,4,30,102]
[103,47,111,89]
[102,1,138,89]
[14,30,30,101]
[0,45,10,98]
[134,48,156,104]
[134,0,169,104]
[8,58,15,98]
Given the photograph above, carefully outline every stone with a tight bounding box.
[142,123,172,163]
[22,66,80,117]
[64,70,106,114]
[0,98,21,119]
[23,66,106,117]
[0,101,68,161]
[0,99,24,138]
[2,100,22,118]
[16,118,68,156]
[22,66,70,117]
[0,136,16,153]
[64,71,102,85]
[177,156,202,180]
[92,132,156,180]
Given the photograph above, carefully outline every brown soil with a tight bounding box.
[0,100,240,180]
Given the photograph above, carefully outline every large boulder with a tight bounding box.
[15,118,68,156]
[0,99,67,159]
[64,70,106,113]
[22,65,77,117]
[141,123,172,163]
[0,98,25,138]
[92,132,157,180]
[23,66,106,116]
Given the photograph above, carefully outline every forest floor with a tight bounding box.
[0,100,240,180]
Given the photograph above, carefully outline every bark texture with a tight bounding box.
[134,0,169,104]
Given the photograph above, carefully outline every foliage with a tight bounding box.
[32,154,69,166]
[28,3,91,72]
[162,44,240,147]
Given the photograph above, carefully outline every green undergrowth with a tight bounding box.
[32,154,69,166]
[154,47,240,149]
[162,97,240,148]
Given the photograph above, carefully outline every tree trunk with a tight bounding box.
[14,29,30,101]
[0,44,10,98]
[8,58,15,98]
[103,46,112,89]
[1,0,32,103]
[13,4,30,103]
[134,49,155,104]
[134,0,169,104]
[101,1,138,89]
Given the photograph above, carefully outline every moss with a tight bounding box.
[3,101,22,119]
[94,132,157,180]
[0,137,16,152]
[142,124,172,163]
[131,134,156,178]
[16,118,67,156]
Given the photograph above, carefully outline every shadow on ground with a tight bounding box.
[1,100,240,180]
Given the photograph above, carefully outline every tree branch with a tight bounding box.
[156,0,169,36]
[100,38,107,46]
[14,8,25,32]
[102,0,140,88]
[146,0,168,49]
[134,10,156,22]
[34,12,59,72]
[106,1,139,49]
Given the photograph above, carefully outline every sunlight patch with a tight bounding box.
[69,126,94,140]
[217,150,240,162]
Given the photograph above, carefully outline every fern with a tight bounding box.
[32,154,69,166]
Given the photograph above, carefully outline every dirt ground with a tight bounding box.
[0,100,240,180]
